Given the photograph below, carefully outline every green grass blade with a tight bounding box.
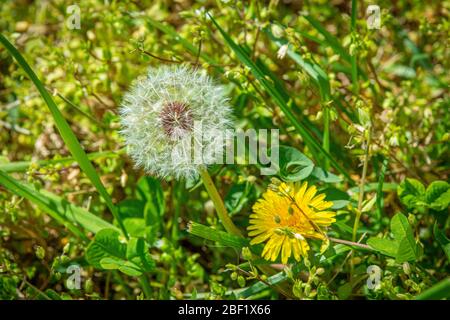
[302,15,369,81]
[0,33,127,238]
[55,92,109,128]
[266,25,359,166]
[209,15,353,184]
[350,0,358,94]
[187,221,249,249]
[266,26,333,167]
[0,150,123,173]
[237,271,287,299]
[303,15,352,62]
[0,170,116,239]
[415,278,450,300]
[265,26,331,101]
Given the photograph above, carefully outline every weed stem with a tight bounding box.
[352,128,371,242]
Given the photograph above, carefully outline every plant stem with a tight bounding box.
[350,0,359,94]
[139,275,152,299]
[329,237,372,250]
[352,128,371,242]
[375,156,388,227]
[323,106,330,170]
[199,168,242,237]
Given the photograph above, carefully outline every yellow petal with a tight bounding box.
[270,236,284,261]
[310,193,326,207]
[303,185,317,203]
[281,240,292,264]
[249,231,272,244]
[295,181,308,202]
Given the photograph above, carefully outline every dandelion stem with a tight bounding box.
[200,168,243,237]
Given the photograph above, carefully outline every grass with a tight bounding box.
[0,33,128,238]
[0,0,448,301]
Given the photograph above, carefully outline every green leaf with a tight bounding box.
[100,257,126,271]
[126,238,155,273]
[123,218,147,238]
[0,33,127,237]
[274,145,314,181]
[86,229,154,276]
[311,167,342,183]
[126,237,145,260]
[86,229,127,269]
[396,237,422,263]
[361,196,377,213]
[333,221,354,235]
[391,213,421,262]
[99,257,143,277]
[187,221,249,249]
[366,238,398,258]
[44,289,63,300]
[118,261,146,277]
[434,223,450,262]
[136,176,165,228]
[398,178,426,208]
[324,188,350,209]
[368,213,421,262]
[225,183,251,215]
[118,199,145,219]
[337,283,352,299]
[425,181,450,211]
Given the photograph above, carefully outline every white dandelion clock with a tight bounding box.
[119,65,233,180]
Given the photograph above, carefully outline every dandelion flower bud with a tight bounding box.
[120,65,233,180]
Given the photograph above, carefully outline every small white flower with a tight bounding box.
[120,65,233,180]
[277,44,289,59]
[271,25,284,38]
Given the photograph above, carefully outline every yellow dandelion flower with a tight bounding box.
[248,181,336,264]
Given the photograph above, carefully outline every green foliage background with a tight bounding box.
[0,0,448,300]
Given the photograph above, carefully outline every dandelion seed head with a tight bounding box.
[120,65,233,180]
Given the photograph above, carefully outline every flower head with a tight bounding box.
[248,180,336,264]
[120,65,233,180]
